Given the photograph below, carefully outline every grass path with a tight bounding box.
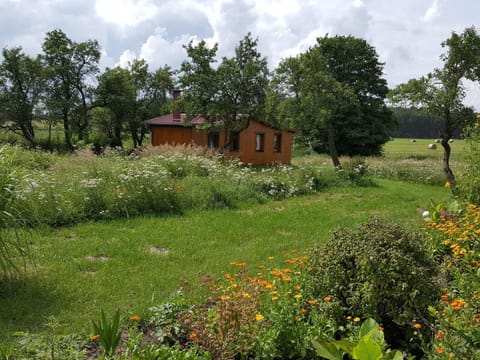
[0,179,452,339]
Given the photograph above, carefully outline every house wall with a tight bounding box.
[149,121,292,164]
[151,126,193,146]
[225,121,292,164]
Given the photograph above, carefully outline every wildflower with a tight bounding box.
[294,294,302,300]
[437,347,444,354]
[130,315,140,321]
[271,296,279,301]
[189,332,197,341]
[412,323,422,329]
[377,326,384,331]
[91,334,100,341]
[220,295,230,301]
[255,314,265,321]
[224,273,233,280]
[445,181,451,189]
[323,296,332,302]
[300,308,309,314]
[353,317,361,323]
[265,283,274,289]
[308,300,316,305]
[436,331,445,340]
[294,285,301,291]
[268,256,274,260]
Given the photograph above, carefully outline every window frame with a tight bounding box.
[255,133,265,152]
[273,133,282,153]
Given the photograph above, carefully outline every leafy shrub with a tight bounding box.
[308,219,441,354]
[457,123,480,204]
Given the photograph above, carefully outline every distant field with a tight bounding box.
[383,138,465,160]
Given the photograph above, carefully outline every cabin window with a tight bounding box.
[208,132,220,149]
[255,133,265,152]
[273,133,282,153]
[230,132,240,152]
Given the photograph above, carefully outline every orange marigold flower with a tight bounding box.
[437,347,444,354]
[308,300,316,306]
[265,283,274,289]
[189,332,197,341]
[436,331,445,340]
[323,296,332,302]
[300,308,309,314]
[91,334,100,341]
[294,285,301,291]
[412,323,422,329]
[255,314,265,321]
[130,315,140,321]
[224,273,233,280]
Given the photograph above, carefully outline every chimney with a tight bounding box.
[172,89,181,122]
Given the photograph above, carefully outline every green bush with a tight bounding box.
[457,123,480,204]
[308,219,441,355]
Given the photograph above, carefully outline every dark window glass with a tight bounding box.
[255,133,265,152]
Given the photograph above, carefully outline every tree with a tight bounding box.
[269,50,359,168]
[180,33,270,149]
[0,47,44,144]
[42,29,100,148]
[127,59,173,147]
[269,35,394,166]
[389,27,480,185]
[95,67,135,147]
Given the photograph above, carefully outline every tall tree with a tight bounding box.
[42,29,100,148]
[389,27,480,185]
[180,33,269,149]
[313,35,394,156]
[95,66,135,147]
[0,47,44,144]
[128,59,173,147]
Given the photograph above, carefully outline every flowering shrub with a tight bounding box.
[424,203,480,358]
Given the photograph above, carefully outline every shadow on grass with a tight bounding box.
[0,274,70,337]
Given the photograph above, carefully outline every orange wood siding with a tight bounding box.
[149,120,292,164]
[151,126,194,146]
[224,121,293,164]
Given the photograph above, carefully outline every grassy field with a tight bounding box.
[0,178,452,340]
[383,138,465,160]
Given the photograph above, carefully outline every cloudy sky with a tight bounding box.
[1,0,479,107]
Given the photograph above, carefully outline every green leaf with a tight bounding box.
[334,339,355,355]
[352,337,383,360]
[384,350,404,360]
[360,318,379,337]
[312,339,343,360]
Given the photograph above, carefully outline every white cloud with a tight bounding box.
[139,28,194,70]
[95,0,158,27]
[117,49,137,68]
[422,0,440,23]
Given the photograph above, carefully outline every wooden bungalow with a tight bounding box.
[144,112,294,164]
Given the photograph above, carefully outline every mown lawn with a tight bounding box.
[0,178,452,340]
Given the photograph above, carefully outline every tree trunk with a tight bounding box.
[327,123,341,169]
[441,138,456,186]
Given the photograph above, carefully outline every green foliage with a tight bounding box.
[457,122,480,204]
[0,147,28,275]
[92,309,122,357]
[308,219,441,354]
[313,318,404,360]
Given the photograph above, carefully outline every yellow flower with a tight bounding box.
[271,296,279,301]
[220,295,230,301]
[130,315,140,321]
[255,314,265,321]
[294,294,302,300]
[445,181,451,189]
[353,317,361,323]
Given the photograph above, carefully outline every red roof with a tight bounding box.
[144,113,204,126]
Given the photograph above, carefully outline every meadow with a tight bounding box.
[0,138,474,358]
